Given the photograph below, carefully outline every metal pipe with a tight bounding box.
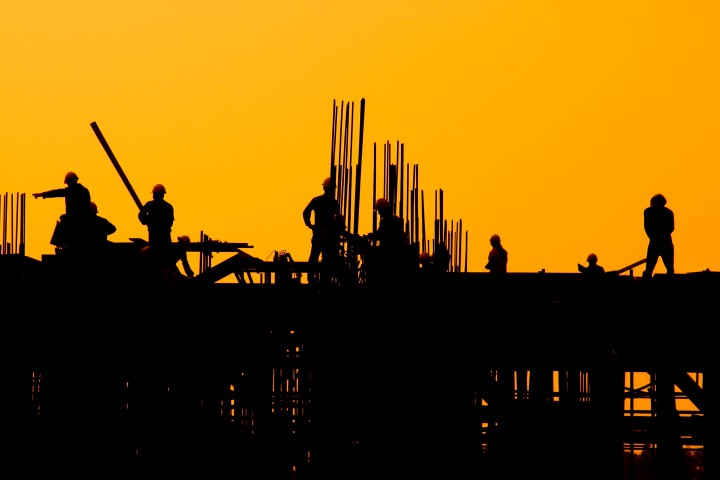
[90,122,143,211]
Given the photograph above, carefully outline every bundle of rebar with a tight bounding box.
[1,192,25,255]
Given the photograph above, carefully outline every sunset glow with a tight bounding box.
[3,1,719,274]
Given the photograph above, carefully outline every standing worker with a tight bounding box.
[642,193,675,278]
[33,171,93,252]
[485,234,508,275]
[138,184,174,250]
[302,177,340,284]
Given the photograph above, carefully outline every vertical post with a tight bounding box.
[353,98,365,236]
[329,100,338,183]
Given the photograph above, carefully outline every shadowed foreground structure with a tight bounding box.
[10,253,712,480]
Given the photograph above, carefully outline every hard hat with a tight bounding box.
[374,198,390,210]
[321,177,335,188]
[587,253,598,262]
[419,252,432,262]
[177,235,191,243]
[152,184,166,194]
[64,171,78,183]
[90,202,98,214]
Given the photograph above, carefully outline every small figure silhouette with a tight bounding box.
[33,171,93,252]
[642,193,674,278]
[302,177,341,284]
[367,198,407,253]
[578,252,605,276]
[89,201,117,254]
[485,234,508,275]
[363,197,411,286]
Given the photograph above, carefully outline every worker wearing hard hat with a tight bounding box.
[302,176,340,283]
[89,201,117,253]
[579,252,606,277]
[138,183,174,249]
[33,171,93,251]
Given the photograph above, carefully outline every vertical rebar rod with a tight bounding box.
[353,98,365,236]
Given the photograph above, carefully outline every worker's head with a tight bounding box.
[587,253,598,264]
[490,234,501,247]
[374,197,391,212]
[650,193,666,207]
[64,171,78,184]
[90,202,98,214]
[321,177,335,191]
[152,184,166,198]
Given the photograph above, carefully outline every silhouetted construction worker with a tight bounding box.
[303,177,340,284]
[368,198,407,252]
[33,171,93,252]
[643,193,674,278]
[416,251,442,284]
[167,235,195,282]
[578,252,605,276]
[138,184,174,250]
[138,234,194,284]
[485,234,508,275]
[89,201,117,254]
[364,197,411,286]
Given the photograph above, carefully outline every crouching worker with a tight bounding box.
[140,234,195,283]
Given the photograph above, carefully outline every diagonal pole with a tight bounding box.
[90,121,143,211]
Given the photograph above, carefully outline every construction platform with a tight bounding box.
[9,254,714,479]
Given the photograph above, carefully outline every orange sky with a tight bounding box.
[3,1,720,275]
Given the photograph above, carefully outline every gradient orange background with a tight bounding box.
[3,1,719,275]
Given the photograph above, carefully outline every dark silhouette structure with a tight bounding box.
[13,115,710,480]
[643,193,674,278]
[18,272,712,480]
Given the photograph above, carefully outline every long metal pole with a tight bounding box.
[353,98,365,236]
[90,121,143,211]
